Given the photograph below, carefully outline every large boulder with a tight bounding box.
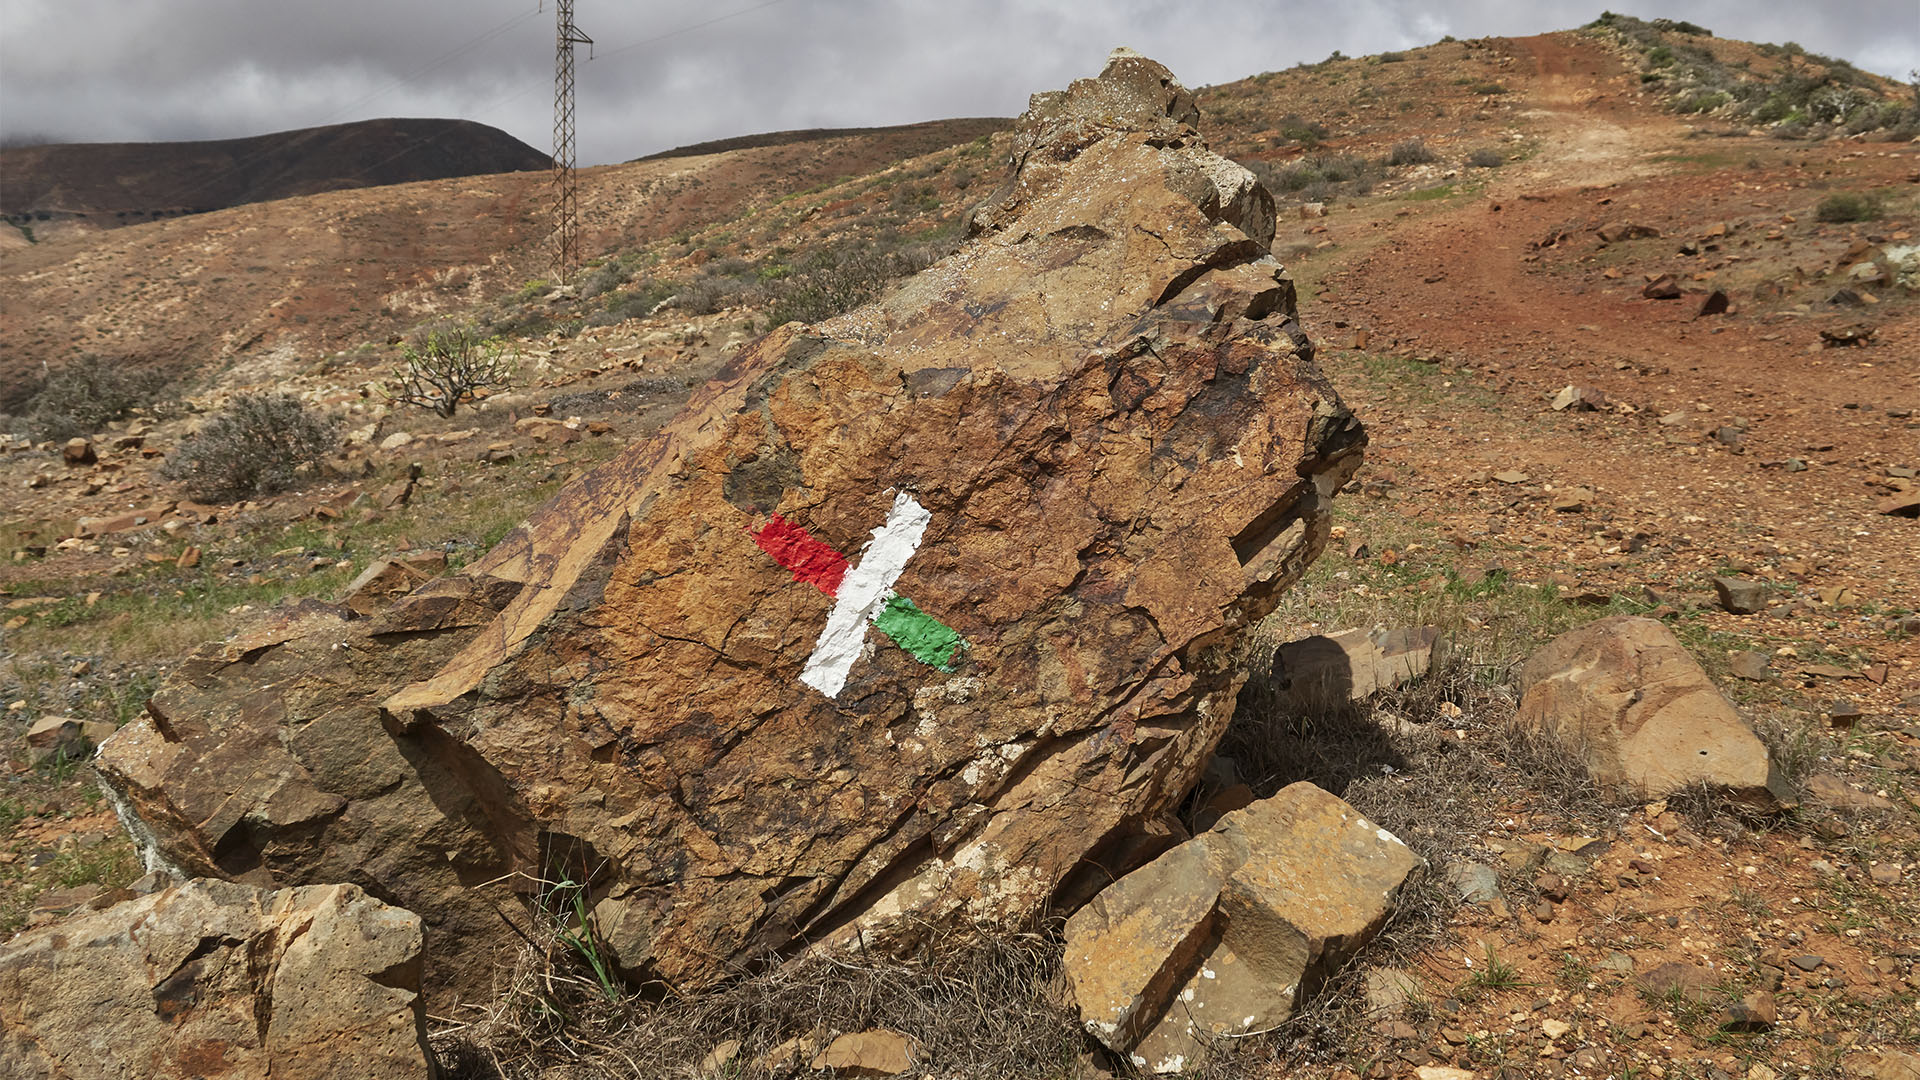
[0,878,435,1080]
[1065,782,1419,1071]
[1515,616,1792,806]
[97,51,1364,1001]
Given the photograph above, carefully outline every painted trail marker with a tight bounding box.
[752,491,965,697]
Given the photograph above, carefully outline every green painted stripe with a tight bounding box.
[873,594,965,671]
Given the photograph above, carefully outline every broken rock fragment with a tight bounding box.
[0,878,434,1080]
[1516,616,1792,806]
[1064,782,1419,1072]
[97,51,1363,1002]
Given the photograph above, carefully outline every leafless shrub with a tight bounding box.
[1465,146,1506,168]
[20,360,169,441]
[161,394,338,502]
[386,324,516,417]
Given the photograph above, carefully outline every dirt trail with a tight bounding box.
[1313,31,1918,655]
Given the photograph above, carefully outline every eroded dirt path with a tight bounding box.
[1305,34,1918,697]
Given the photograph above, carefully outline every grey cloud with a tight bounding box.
[2,0,1914,165]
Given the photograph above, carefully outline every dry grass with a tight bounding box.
[434,912,1087,1079]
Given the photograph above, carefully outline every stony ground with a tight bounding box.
[0,26,1915,1080]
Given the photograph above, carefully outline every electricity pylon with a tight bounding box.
[551,0,591,275]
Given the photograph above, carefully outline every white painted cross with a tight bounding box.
[798,491,933,698]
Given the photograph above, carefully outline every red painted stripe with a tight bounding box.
[752,515,848,596]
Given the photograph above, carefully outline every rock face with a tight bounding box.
[97,52,1363,1000]
[1515,616,1791,806]
[1064,783,1419,1072]
[0,878,435,1080]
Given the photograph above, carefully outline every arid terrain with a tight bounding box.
[1,19,1916,1080]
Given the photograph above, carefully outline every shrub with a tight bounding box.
[1815,192,1880,223]
[1466,147,1505,168]
[22,361,167,441]
[1386,138,1437,166]
[163,394,337,502]
[386,324,516,417]
[1469,82,1508,95]
[579,259,631,300]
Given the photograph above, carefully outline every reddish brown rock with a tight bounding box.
[341,557,434,616]
[1517,616,1791,806]
[96,52,1362,1002]
[0,878,434,1080]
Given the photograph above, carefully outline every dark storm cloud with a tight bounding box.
[2,0,1915,165]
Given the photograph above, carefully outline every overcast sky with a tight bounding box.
[3,1,1916,166]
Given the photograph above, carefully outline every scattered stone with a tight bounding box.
[810,1029,916,1076]
[1789,954,1825,972]
[1643,274,1683,300]
[1712,576,1768,615]
[1637,961,1718,1002]
[1698,289,1730,317]
[1597,222,1661,243]
[1270,625,1440,708]
[340,558,435,617]
[1551,486,1594,512]
[1414,1068,1477,1080]
[1515,616,1791,806]
[1445,861,1501,904]
[1728,651,1772,681]
[1364,967,1425,1017]
[378,431,414,451]
[1492,469,1529,484]
[699,1039,742,1075]
[1065,783,1418,1071]
[1869,863,1902,885]
[1720,992,1777,1032]
[175,545,201,570]
[61,437,96,466]
[96,51,1366,1004]
[1829,700,1864,727]
[1551,385,1607,412]
[1878,487,1920,517]
[23,715,115,765]
[1820,325,1875,348]
[0,879,433,1080]
[1841,1051,1920,1080]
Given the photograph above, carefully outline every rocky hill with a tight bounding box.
[0,118,549,238]
[0,21,1917,1080]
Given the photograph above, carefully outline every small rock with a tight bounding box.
[1492,470,1529,485]
[1698,289,1730,317]
[1842,1050,1920,1080]
[1712,576,1767,615]
[1789,954,1825,972]
[698,1039,741,1075]
[1728,651,1772,681]
[1541,1018,1571,1040]
[62,438,96,466]
[1551,487,1594,512]
[1869,863,1902,885]
[1806,772,1897,812]
[377,431,414,452]
[1531,899,1555,922]
[810,1028,916,1077]
[1445,862,1501,905]
[1720,992,1776,1032]
[1551,386,1607,412]
[1643,274,1683,300]
[1637,961,1717,1002]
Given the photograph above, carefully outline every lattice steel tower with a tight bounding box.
[551,0,592,275]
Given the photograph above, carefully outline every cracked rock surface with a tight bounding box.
[95,51,1363,1000]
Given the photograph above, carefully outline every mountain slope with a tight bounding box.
[0,118,550,231]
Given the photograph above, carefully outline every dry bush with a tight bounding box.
[1385,138,1437,167]
[161,394,337,502]
[435,909,1085,1080]
[20,360,169,441]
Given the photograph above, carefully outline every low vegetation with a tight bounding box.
[161,393,338,501]
[1586,11,1920,139]
[15,361,168,442]
[386,323,517,417]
